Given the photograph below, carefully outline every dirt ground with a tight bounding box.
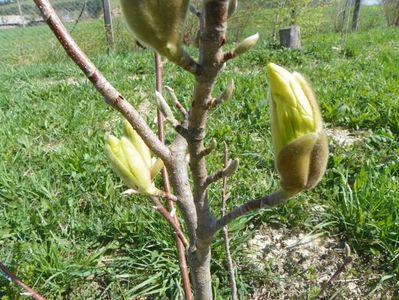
[245,224,397,300]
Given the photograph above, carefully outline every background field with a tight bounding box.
[0,2,398,299]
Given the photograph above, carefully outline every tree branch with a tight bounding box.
[33,0,170,162]
[215,190,288,231]
[205,159,238,187]
[150,196,189,249]
[0,261,47,300]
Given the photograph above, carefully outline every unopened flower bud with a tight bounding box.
[105,122,165,195]
[123,120,152,169]
[120,0,190,63]
[267,63,328,197]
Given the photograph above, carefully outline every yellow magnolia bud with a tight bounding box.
[105,135,138,190]
[120,0,190,63]
[120,137,154,193]
[105,129,159,194]
[267,63,328,197]
[123,120,152,169]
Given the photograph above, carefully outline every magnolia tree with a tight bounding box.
[33,0,328,299]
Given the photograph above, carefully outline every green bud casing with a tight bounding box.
[234,33,259,56]
[120,0,189,63]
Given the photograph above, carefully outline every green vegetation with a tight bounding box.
[0,3,398,299]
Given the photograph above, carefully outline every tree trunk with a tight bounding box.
[189,245,213,300]
[352,0,361,31]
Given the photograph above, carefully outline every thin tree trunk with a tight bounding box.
[352,0,361,31]
[189,246,213,300]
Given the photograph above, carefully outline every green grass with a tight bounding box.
[0,5,399,299]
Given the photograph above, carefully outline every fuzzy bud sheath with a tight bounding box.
[267,63,328,198]
[120,0,190,64]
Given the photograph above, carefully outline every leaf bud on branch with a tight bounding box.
[155,91,179,127]
[210,80,235,108]
[206,159,239,186]
[228,0,238,18]
[224,33,259,61]
[199,139,218,158]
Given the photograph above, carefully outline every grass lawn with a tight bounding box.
[0,5,398,299]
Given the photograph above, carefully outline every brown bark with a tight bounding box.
[185,1,229,298]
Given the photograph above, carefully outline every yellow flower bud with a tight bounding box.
[105,123,165,195]
[120,0,189,63]
[267,63,328,197]
[120,137,154,193]
[105,135,138,189]
[123,120,152,169]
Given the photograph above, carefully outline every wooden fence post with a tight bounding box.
[16,0,25,27]
[102,0,114,52]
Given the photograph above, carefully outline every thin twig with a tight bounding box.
[165,86,188,117]
[205,159,238,187]
[155,53,192,300]
[150,196,189,249]
[156,190,178,202]
[33,0,170,163]
[198,139,217,158]
[221,143,238,300]
[215,190,288,231]
[0,261,47,300]
[317,256,353,299]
